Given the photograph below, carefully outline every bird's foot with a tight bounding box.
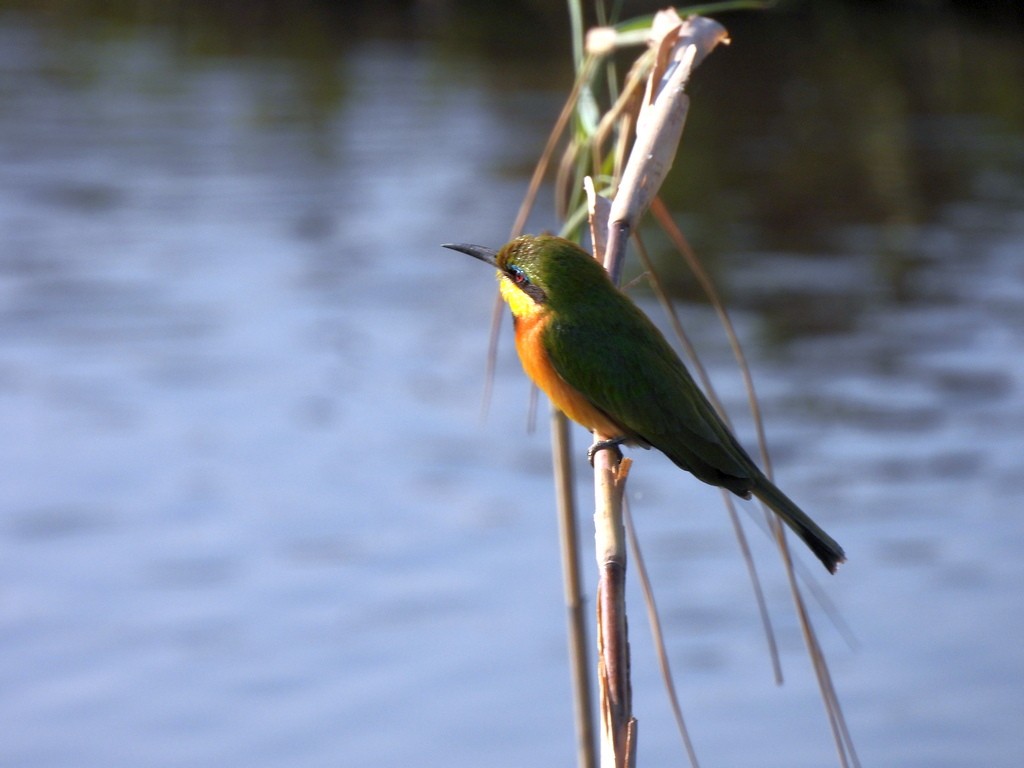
[587,437,626,467]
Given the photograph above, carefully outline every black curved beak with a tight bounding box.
[442,242,498,267]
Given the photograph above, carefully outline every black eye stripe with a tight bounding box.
[503,263,547,304]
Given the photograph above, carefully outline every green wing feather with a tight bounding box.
[541,289,846,572]
[542,293,756,495]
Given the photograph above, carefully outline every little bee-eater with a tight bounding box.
[444,234,845,573]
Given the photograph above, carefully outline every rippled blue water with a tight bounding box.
[1,8,1022,768]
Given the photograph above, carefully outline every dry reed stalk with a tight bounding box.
[550,406,597,768]
[584,13,730,767]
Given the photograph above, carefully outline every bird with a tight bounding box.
[443,234,845,573]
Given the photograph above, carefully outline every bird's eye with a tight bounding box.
[508,265,528,285]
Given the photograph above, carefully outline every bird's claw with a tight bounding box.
[588,437,626,466]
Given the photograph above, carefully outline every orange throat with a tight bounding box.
[513,311,623,437]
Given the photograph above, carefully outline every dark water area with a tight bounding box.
[0,2,1022,767]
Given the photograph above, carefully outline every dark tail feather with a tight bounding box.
[750,477,846,574]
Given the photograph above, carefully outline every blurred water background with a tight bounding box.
[1,1,1023,766]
